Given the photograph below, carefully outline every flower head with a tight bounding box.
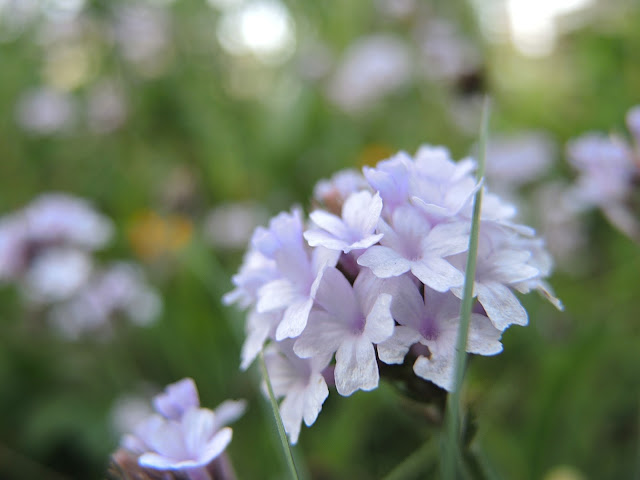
[228,142,560,442]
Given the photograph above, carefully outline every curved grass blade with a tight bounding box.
[259,351,300,480]
[442,96,491,480]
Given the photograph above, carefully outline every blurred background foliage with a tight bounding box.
[0,0,639,478]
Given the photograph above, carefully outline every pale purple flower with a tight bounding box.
[253,209,339,340]
[484,132,555,190]
[357,205,468,292]
[49,262,162,339]
[112,4,172,77]
[304,190,384,253]
[326,34,412,113]
[223,250,278,309]
[120,378,245,480]
[15,87,75,135]
[409,145,480,220]
[23,247,92,303]
[263,339,330,444]
[377,277,502,391]
[240,310,281,370]
[0,193,113,302]
[449,224,541,331]
[21,193,113,249]
[627,105,640,143]
[227,140,561,435]
[294,266,394,396]
[153,378,200,421]
[567,133,634,208]
[566,105,640,239]
[363,152,412,216]
[137,408,233,479]
[415,18,479,82]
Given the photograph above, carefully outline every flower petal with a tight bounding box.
[477,281,528,331]
[357,245,412,278]
[363,293,394,344]
[334,337,379,396]
[275,297,314,340]
[377,326,422,364]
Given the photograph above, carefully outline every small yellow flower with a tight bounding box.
[128,210,192,261]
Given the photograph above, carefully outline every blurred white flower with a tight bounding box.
[484,131,555,193]
[49,262,162,340]
[566,105,640,240]
[375,0,416,20]
[0,193,112,284]
[23,247,92,303]
[112,4,172,77]
[15,87,76,134]
[416,19,480,82]
[326,34,412,113]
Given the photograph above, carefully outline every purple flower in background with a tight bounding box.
[326,34,412,113]
[566,105,640,240]
[117,378,245,480]
[0,193,113,299]
[49,262,162,340]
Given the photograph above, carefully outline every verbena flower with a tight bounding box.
[228,143,560,444]
[566,105,640,240]
[0,193,112,287]
[263,339,330,444]
[116,378,245,480]
[49,262,162,340]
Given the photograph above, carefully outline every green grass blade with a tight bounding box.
[259,350,300,480]
[442,96,491,480]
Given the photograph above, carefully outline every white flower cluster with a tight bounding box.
[117,378,245,480]
[226,145,560,444]
[566,105,640,240]
[0,193,161,338]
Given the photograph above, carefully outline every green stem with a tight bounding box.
[442,96,491,480]
[259,351,300,480]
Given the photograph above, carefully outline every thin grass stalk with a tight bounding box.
[442,96,491,480]
[259,351,300,480]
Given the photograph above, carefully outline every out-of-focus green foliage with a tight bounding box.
[0,0,639,479]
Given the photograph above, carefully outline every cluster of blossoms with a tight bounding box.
[226,145,560,443]
[113,378,245,480]
[0,193,161,338]
[566,105,640,241]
